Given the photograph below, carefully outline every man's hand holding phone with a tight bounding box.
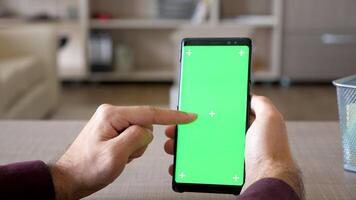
[165,95,303,198]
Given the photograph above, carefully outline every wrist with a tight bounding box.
[49,162,75,200]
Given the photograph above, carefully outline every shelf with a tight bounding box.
[0,18,25,25]
[90,19,190,29]
[221,15,278,27]
[177,15,277,30]
[57,20,81,27]
[90,15,277,30]
[0,18,81,28]
[87,70,174,82]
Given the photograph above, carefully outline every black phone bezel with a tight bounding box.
[173,37,252,195]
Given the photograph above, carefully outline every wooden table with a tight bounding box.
[0,121,355,200]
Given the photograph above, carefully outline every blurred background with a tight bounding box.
[0,0,354,121]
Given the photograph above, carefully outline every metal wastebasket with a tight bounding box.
[333,74,356,172]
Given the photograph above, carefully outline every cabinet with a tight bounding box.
[282,0,356,81]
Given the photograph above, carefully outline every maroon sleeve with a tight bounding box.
[0,160,55,200]
[237,178,300,200]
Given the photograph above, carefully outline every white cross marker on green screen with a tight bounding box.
[233,175,239,181]
[179,172,186,179]
[186,49,192,56]
[239,49,244,56]
[209,111,216,117]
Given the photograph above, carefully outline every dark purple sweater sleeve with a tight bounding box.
[237,178,300,200]
[0,160,55,200]
[0,161,299,200]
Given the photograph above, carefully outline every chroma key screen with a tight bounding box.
[176,44,249,186]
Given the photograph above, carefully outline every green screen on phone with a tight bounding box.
[176,43,249,186]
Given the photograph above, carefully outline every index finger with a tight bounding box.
[118,106,197,126]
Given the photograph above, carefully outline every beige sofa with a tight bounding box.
[0,24,59,119]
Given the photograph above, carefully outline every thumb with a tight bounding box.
[112,125,153,157]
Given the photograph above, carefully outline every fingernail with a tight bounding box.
[187,113,197,119]
[144,130,154,144]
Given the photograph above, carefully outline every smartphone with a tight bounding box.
[173,38,251,195]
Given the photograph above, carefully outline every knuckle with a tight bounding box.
[96,104,114,120]
[129,125,153,142]
[276,111,285,121]
[130,125,144,134]
[268,110,284,121]
[143,105,157,113]
[128,125,147,139]
[143,105,158,120]
[258,96,272,104]
[256,96,283,116]
[97,103,112,112]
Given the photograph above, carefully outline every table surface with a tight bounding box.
[0,121,355,200]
